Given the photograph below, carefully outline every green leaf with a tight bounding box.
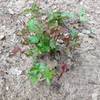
[30,75,39,84]
[28,35,39,44]
[71,39,78,47]
[21,3,40,15]
[69,28,78,38]
[50,39,56,49]
[48,20,58,29]
[61,12,77,19]
[48,11,61,21]
[61,12,69,18]
[28,67,41,84]
[35,33,52,53]
[80,8,86,16]
[79,8,88,23]
[39,63,48,72]
[25,49,34,57]
[80,16,88,23]
[25,47,42,57]
[28,63,55,85]
[48,11,62,28]
[31,3,40,13]
[43,70,54,85]
[27,18,43,33]
[22,9,32,14]
[38,45,50,53]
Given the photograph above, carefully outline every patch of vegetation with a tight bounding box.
[17,3,88,85]
[27,18,57,54]
[28,63,55,85]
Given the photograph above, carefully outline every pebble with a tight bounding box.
[9,68,22,76]
[8,8,14,14]
[6,87,9,91]
[57,39,64,44]
[0,33,5,40]
[41,15,47,20]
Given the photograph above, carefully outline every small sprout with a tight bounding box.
[61,12,77,19]
[50,39,57,50]
[28,35,39,44]
[69,28,78,38]
[28,63,55,85]
[31,3,40,13]
[79,8,88,23]
[27,18,43,33]
[22,3,40,15]
[48,11,68,29]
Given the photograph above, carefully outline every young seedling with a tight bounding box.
[28,63,55,85]
[22,3,40,16]
[18,2,88,85]
[27,16,57,55]
[79,7,88,23]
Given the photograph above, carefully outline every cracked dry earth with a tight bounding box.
[0,0,100,100]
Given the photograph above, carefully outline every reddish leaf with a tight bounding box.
[58,63,69,80]
[11,46,26,56]
[61,63,69,72]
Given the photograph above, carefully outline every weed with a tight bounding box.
[22,3,40,16]
[79,7,88,23]
[28,63,55,85]
[18,3,88,85]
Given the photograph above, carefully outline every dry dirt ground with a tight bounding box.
[0,0,100,100]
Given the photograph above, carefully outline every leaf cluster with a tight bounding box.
[79,8,88,23]
[19,3,88,85]
[23,3,40,15]
[28,63,55,85]
[27,18,57,54]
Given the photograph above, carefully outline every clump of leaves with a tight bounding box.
[69,28,80,48]
[27,17,57,54]
[27,18,43,33]
[48,11,77,29]
[48,11,64,29]
[19,3,88,85]
[47,9,87,49]
[28,63,55,85]
[28,34,57,54]
[22,3,40,16]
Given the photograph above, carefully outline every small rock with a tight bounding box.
[41,15,47,20]
[57,39,64,44]
[6,87,9,91]
[9,68,22,76]
[0,33,5,40]
[8,8,14,14]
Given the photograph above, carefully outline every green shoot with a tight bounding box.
[28,63,55,85]
[18,2,89,85]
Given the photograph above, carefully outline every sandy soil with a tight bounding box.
[0,0,100,100]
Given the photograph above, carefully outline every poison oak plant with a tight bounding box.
[28,63,55,85]
[18,3,88,85]
[27,18,57,55]
[22,3,40,16]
